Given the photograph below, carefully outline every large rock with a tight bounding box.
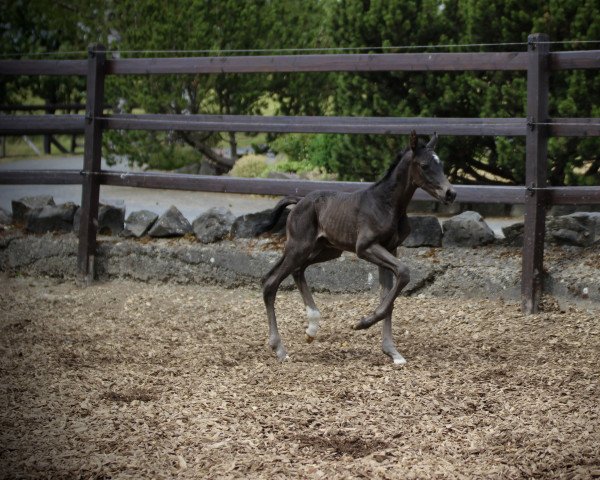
[73,203,126,236]
[0,207,11,226]
[546,212,600,246]
[148,206,192,238]
[232,208,289,238]
[442,211,495,247]
[501,222,524,246]
[192,207,235,243]
[404,216,443,247]
[121,210,159,238]
[11,195,55,225]
[98,203,126,235]
[25,202,78,234]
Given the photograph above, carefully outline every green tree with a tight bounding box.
[104,0,329,172]
[1,0,113,153]
[321,0,599,186]
[0,0,109,106]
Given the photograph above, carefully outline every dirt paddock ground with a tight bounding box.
[1,276,599,479]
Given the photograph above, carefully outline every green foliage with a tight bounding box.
[323,0,600,185]
[0,0,110,106]
[106,130,202,170]
[272,134,336,172]
[2,0,598,185]
[229,154,269,178]
[103,0,329,171]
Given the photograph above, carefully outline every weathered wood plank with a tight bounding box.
[522,34,550,314]
[105,114,527,136]
[77,45,106,285]
[550,50,600,70]
[107,52,528,75]
[0,60,87,76]
[546,186,600,205]
[548,118,600,137]
[0,103,87,112]
[98,171,527,203]
[0,170,82,185]
[0,115,85,134]
[4,169,597,206]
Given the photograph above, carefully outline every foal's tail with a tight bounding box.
[254,195,301,235]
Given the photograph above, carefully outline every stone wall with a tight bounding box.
[1,229,598,310]
[3,195,600,249]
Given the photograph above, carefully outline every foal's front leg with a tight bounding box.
[353,243,410,330]
[379,265,407,365]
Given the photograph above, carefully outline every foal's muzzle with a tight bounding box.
[444,188,457,204]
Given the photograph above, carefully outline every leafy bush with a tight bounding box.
[271,134,336,172]
[229,154,269,178]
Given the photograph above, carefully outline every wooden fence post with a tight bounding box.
[77,44,105,285]
[521,33,550,314]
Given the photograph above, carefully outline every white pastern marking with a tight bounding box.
[306,306,321,337]
[432,154,441,165]
[393,357,407,365]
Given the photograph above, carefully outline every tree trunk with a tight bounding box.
[178,131,236,172]
[229,131,238,163]
[44,94,57,154]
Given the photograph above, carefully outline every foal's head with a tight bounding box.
[408,130,456,205]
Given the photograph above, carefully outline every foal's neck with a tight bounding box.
[373,154,416,217]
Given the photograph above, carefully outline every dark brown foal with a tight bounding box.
[258,131,456,363]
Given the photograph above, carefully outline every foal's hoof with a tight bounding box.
[352,317,373,330]
[305,334,315,343]
[276,351,290,362]
[271,343,289,362]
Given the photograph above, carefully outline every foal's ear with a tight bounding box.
[426,132,438,149]
[409,130,418,151]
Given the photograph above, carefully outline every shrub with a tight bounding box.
[229,154,269,178]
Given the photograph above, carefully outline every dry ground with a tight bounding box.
[1,275,599,479]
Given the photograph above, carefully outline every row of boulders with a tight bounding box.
[1,195,288,243]
[1,195,599,248]
[501,212,600,247]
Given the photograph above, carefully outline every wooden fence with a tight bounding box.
[1,33,599,313]
[0,103,87,155]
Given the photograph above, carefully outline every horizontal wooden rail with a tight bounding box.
[0,103,87,112]
[106,52,529,74]
[2,170,598,205]
[0,169,526,203]
[103,114,527,136]
[2,114,598,137]
[545,186,600,205]
[96,171,531,203]
[550,50,600,70]
[548,118,600,137]
[0,59,87,76]
[0,115,85,134]
[0,169,83,184]
[1,51,597,77]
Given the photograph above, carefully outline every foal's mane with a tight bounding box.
[372,139,425,187]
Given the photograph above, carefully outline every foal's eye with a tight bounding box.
[421,163,430,171]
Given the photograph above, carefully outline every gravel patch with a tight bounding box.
[1,276,599,478]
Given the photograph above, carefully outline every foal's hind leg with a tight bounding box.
[379,265,407,365]
[263,254,300,361]
[293,248,343,342]
[262,241,316,361]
